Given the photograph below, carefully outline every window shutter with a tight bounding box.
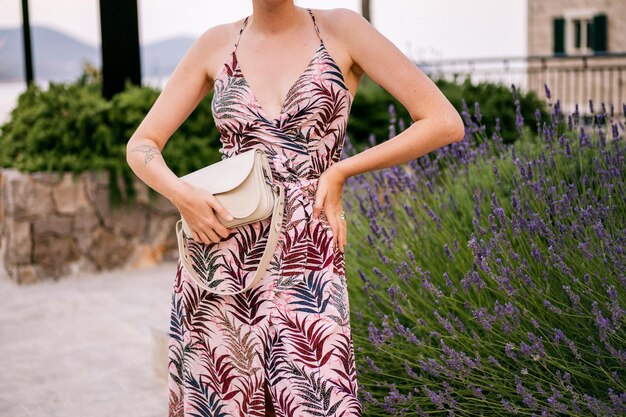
[574,19,581,48]
[592,13,608,53]
[553,17,565,55]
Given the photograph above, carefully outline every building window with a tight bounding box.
[572,17,591,53]
[586,20,593,49]
[553,11,607,56]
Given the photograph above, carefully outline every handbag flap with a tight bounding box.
[180,149,257,195]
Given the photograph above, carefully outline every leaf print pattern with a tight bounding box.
[168,8,361,416]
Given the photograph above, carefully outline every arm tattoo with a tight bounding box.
[131,144,161,164]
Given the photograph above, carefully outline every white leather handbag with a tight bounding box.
[175,149,285,295]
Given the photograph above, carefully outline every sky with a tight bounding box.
[0,0,527,61]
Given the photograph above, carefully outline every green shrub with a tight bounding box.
[350,74,549,147]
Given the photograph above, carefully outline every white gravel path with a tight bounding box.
[0,261,177,417]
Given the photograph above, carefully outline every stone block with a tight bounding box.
[136,214,180,264]
[104,204,149,239]
[4,219,32,264]
[3,169,54,220]
[33,235,81,272]
[84,171,111,220]
[74,227,96,255]
[0,177,4,225]
[149,193,177,216]
[31,171,64,185]
[163,249,179,263]
[52,172,90,214]
[132,175,151,206]
[89,227,134,270]
[33,215,73,237]
[144,214,177,242]
[163,221,180,253]
[129,243,165,268]
[14,264,45,285]
[93,187,112,221]
[74,206,100,232]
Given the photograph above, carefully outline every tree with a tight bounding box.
[362,0,371,23]
[99,0,142,99]
[21,0,34,85]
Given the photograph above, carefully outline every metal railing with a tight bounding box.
[417,51,626,118]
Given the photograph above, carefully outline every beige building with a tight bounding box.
[527,0,625,115]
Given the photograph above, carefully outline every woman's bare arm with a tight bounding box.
[325,8,466,181]
[311,8,466,250]
[125,25,226,206]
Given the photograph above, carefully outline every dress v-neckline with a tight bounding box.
[232,41,325,123]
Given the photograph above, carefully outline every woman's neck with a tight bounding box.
[249,1,303,36]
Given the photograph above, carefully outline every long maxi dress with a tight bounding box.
[168,8,362,417]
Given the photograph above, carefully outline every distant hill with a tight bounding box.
[0,25,195,82]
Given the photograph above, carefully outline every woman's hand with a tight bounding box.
[172,181,234,244]
[312,164,348,253]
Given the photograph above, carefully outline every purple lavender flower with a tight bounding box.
[591,301,614,342]
[365,356,383,374]
[505,342,517,360]
[501,398,519,414]
[368,322,386,350]
[404,361,419,379]
[544,83,552,100]
[515,375,538,409]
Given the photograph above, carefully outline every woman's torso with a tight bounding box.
[211,8,353,185]
[194,8,354,293]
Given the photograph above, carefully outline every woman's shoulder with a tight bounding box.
[197,17,246,49]
[192,17,247,83]
[309,7,372,47]
[310,7,370,31]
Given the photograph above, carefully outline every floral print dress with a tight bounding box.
[168,8,362,417]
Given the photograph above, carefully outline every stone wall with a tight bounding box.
[0,168,180,284]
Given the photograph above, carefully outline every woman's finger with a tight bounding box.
[333,209,343,253]
[204,226,222,244]
[209,215,232,239]
[325,204,340,249]
[214,224,231,239]
[337,221,344,252]
[206,193,235,222]
[192,229,209,245]
[343,217,348,249]
[313,183,326,220]
[339,211,348,253]
[338,215,347,253]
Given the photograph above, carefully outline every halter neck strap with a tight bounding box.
[233,15,250,53]
[233,8,324,54]
[307,8,324,45]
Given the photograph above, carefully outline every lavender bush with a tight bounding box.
[342,83,625,416]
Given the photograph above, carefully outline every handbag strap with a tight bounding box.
[175,183,285,295]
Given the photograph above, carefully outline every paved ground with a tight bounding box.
[0,261,177,417]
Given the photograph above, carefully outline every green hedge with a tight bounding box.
[351,74,548,149]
